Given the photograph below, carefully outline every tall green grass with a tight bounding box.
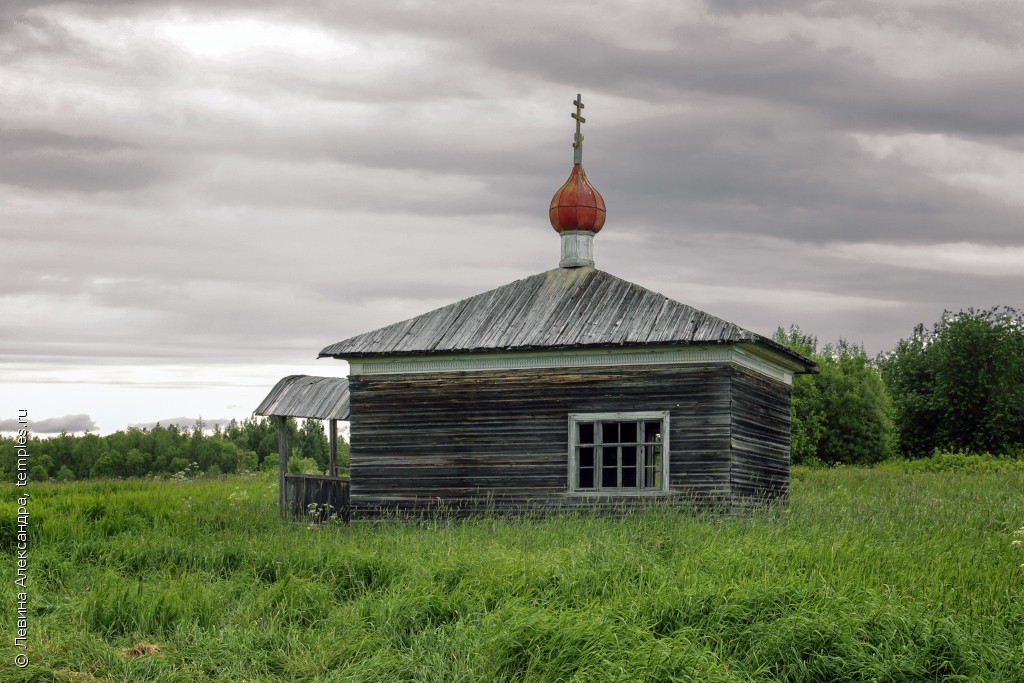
[2,467,1022,681]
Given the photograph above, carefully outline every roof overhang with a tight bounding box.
[343,342,814,385]
[255,375,350,420]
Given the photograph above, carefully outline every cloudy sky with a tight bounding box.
[2,0,1022,434]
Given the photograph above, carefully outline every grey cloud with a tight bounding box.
[481,34,1024,139]
[0,129,179,193]
[0,0,259,22]
[0,413,97,433]
[0,128,138,153]
[704,2,1024,51]
[597,111,1024,246]
[916,6,1024,48]
[0,150,173,192]
[0,418,30,432]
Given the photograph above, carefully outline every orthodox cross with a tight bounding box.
[571,93,585,164]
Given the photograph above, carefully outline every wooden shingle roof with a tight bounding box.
[320,268,816,372]
[255,375,350,420]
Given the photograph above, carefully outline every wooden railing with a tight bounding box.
[282,473,350,522]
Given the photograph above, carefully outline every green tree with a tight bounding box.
[206,439,241,474]
[169,457,193,475]
[237,450,258,473]
[336,436,351,469]
[90,450,127,479]
[774,327,826,464]
[775,326,897,465]
[39,433,74,477]
[124,448,148,478]
[149,425,183,473]
[878,307,1024,457]
[228,415,285,466]
[72,434,108,479]
[296,419,330,472]
[0,417,311,481]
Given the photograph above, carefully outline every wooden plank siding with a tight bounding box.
[282,474,351,522]
[347,363,746,516]
[729,367,792,508]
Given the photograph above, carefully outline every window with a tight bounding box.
[568,412,669,493]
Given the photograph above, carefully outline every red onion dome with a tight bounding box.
[549,164,606,234]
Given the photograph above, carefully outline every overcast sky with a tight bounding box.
[2,0,1022,434]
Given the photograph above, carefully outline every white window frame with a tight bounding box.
[567,411,670,495]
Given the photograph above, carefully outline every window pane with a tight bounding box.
[647,444,662,469]
[578,423,594,444]
[602,467,617,488]
[579,447,594,468]
[578,467,594,489]
[643,465,656,488]
[646,444,662,488]
[622,465,637,487]
[602,422,618,444]
[644,421,662,442]
[620,421,638,443]
[622,445,638,488]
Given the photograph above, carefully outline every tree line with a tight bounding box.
[0,416,348,483]
[778,306,1023,465]
[2,306,1021,481]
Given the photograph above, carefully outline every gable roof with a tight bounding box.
[319,267,816,372]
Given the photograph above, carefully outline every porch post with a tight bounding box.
[277,415,288,515]
[328,418,338,477]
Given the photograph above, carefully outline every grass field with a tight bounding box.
[2,466,1023,682]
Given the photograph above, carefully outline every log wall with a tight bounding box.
[348,363,765,515]
[729,367,792,507]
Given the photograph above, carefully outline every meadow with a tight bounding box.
[1,465,1022,682]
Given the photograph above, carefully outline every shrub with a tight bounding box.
[237,450,259,474]
[878,307,1024,457]
[775,326,897,465]
[287,457,321,475]
[878,450,1024,474]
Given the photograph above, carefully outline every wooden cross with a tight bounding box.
[571,93,585,164]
